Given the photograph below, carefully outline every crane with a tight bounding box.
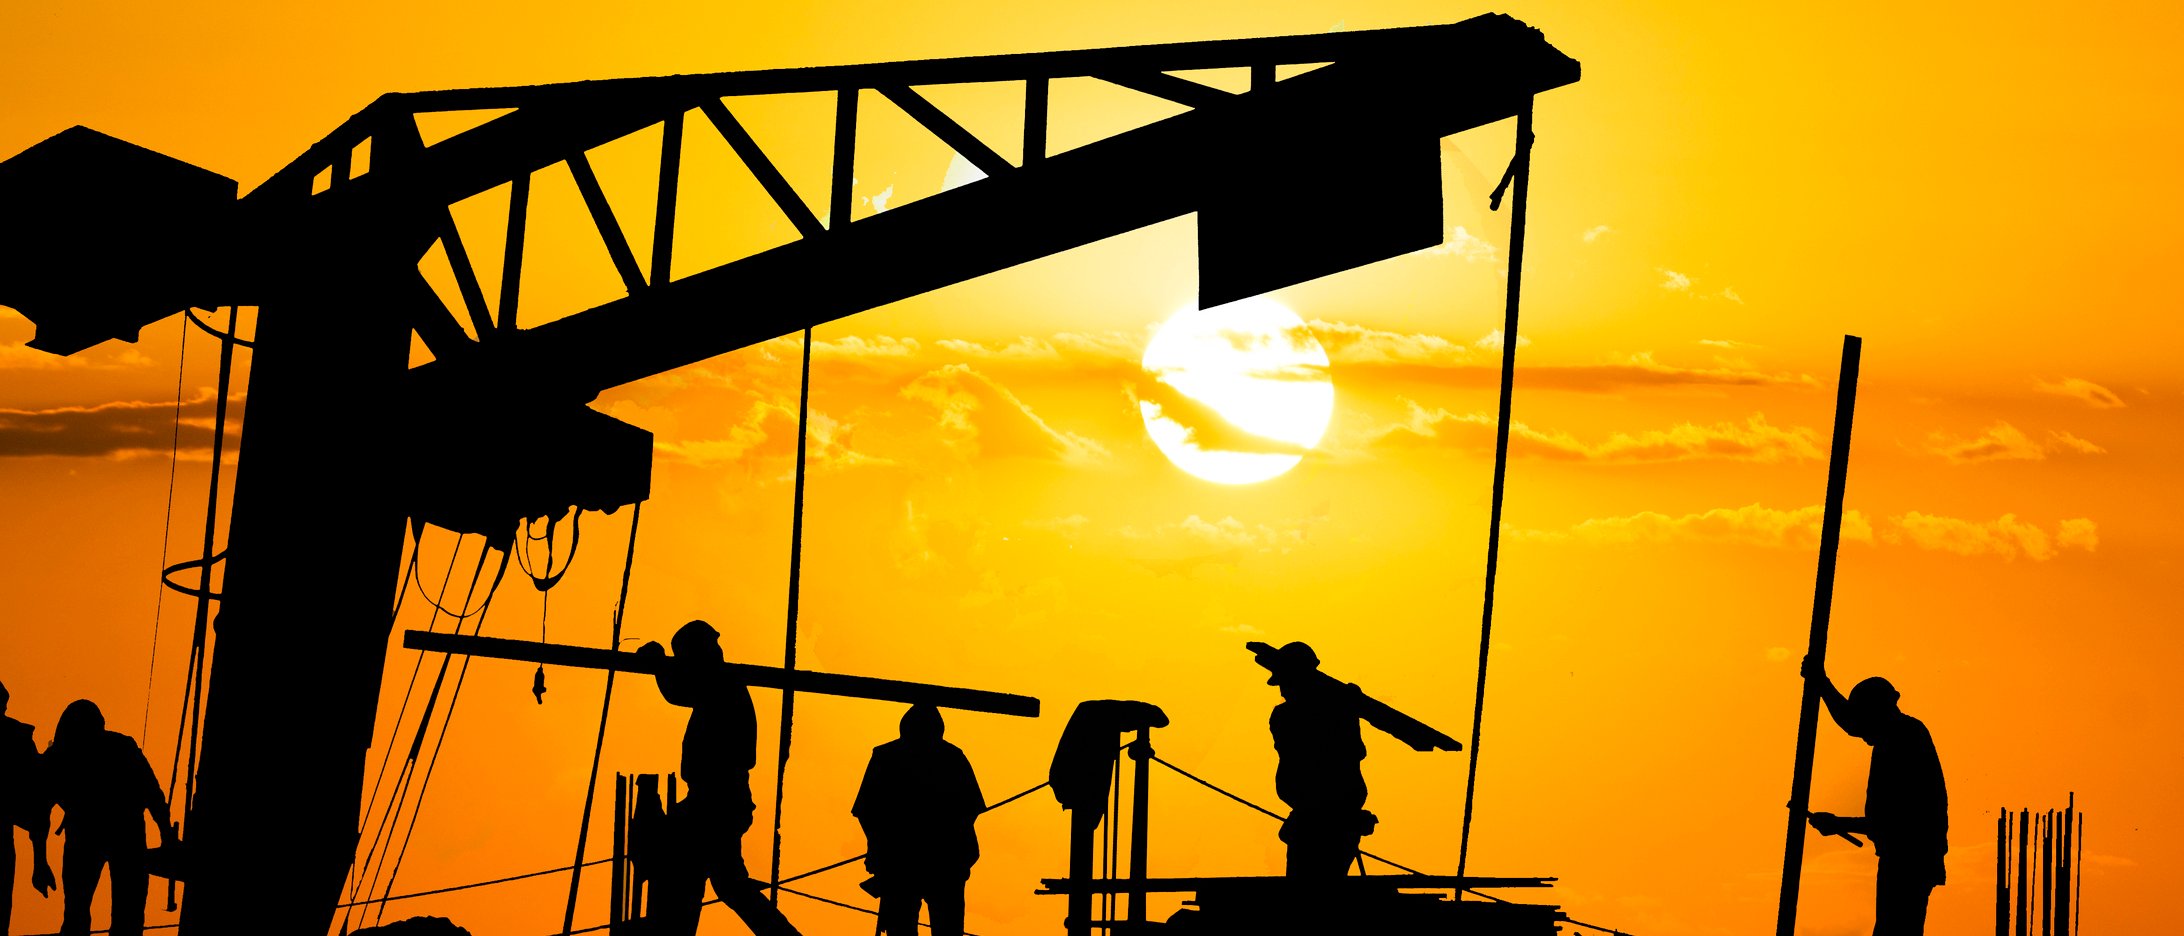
[0,14,1578,933]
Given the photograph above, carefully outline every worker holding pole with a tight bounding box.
[1802,657,1949,934]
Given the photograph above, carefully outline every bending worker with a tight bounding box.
[1803,654,1949,936]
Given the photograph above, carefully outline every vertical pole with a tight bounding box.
[831,88,859,230]
[2059,795,2073,936]
[1126,728,1152,924]
[2017,808,2030,936]
[2073,813,2084,936]
[651,111,683,287]
[611,775,628,928]
[500,173,529,332]
[1996,810,2010,936]
[768,329,814,905]
[563,504,644,934]
[1023,77,1048,165]
[1455,101,1534,879]
[1772,335,1864,936]
[2041,812,2053,936]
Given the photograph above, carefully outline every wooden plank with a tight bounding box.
[1244,641,1460,751]
[1773,334,1863,936]
[404,630,1039,717]
[1036,874,1553,895]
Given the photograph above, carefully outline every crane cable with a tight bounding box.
[558,501,645,935]
[768,326,816,904]
[370,541,513,925]
[140,312,188,739]
[340,529,471,934]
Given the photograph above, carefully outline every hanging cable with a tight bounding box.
[768,325,815,904]
[141,313,189,739]
[373,543,513,923]
[559,502,644,936]
[171,306,239,856]
[1457,102,1534,880]
[346,540,497,934]
[342,529,466,934]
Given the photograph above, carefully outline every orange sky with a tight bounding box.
[3,2,2181,935]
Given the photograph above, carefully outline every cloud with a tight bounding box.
[1581,225,1612,244]
[1519,505,2098,561]
[1514,504,1872,550]
[1426,225,1500,263]
[1303,320,1480,368]
[0,391,238,458]
[900,364,1108,464]
[0,331,157,372]
[1128,377,1310,455]
[1698,339,1754,350]
[1116,511,1330,573]
[1885,513,2097,561]
[1658,268,1692,291]
[1720,287,1744,304]
[1369,403,1823,464]
[649,399,886,473]
[1473,329,1530,351]
[2034,378,2125,409]
[1924,422,2107,463]
[813,335,923,361]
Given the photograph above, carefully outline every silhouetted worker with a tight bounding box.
[41,700,171,936]
[1803,656,1948,936]
[1261,642,1373,877]
[636,621,799,936]
[853,704,985,936]
[3,680,56,933]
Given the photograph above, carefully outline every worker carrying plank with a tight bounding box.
[638,621,800,936]
[1249,642,1460,877]
[1802,654,1949,936]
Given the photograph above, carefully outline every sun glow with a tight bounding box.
[1139,297,1334,484]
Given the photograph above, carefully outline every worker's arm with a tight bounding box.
[637,641,695,708]
[1801,654,1850,732]
[134,743,176,846]
[1806,811,1871,849]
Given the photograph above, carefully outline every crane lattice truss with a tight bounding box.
[0,14,1576,935]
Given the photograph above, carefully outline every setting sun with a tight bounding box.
[1138,298,1334,484]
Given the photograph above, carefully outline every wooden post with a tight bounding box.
[2017,808,2030,936]
[1996,810,2010,936]
[2041,812,2053,936]
[1127,727,1152,924]
[2058,795,2073,936]
[1772,335,1863,936]
[611,775,628,928]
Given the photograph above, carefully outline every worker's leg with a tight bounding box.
[1872,868,1935,936]
[58,841,103,936]
[711,870,802,936]
[875,888,918,936]
[926,879,966,936]
[2,832,16,936]
[107,845,147,936]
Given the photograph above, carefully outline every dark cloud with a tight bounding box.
[0,392,237,458]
